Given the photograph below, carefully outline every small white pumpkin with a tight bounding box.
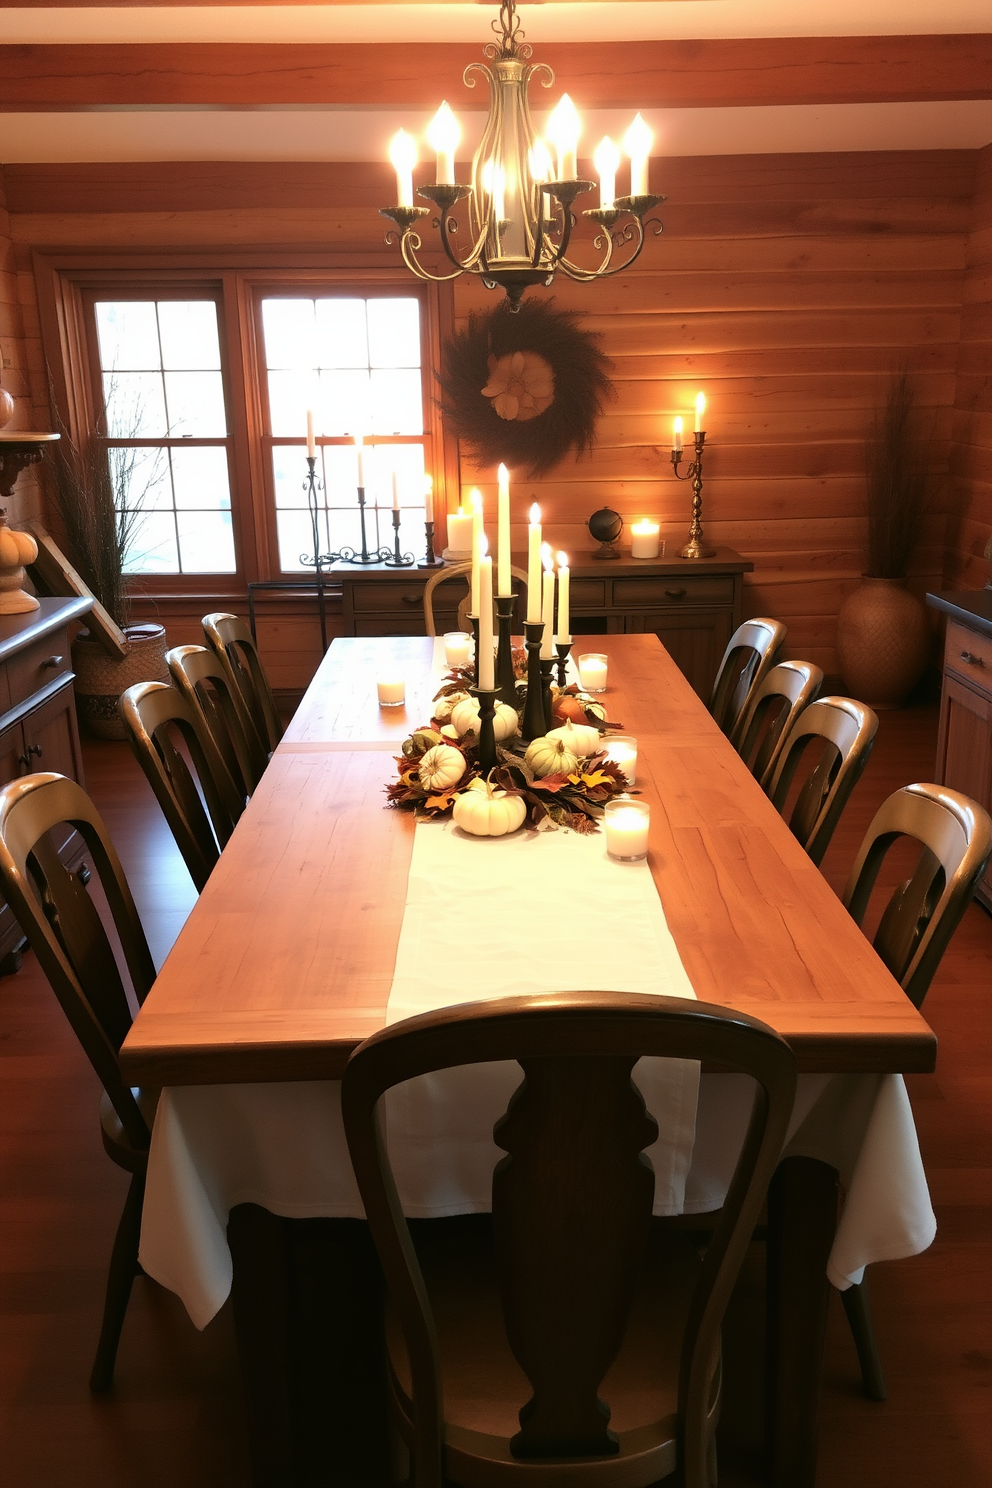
[524,735,579,779]
[449,695,519,742]
[417,743,466,793]
[452,780,527,837]
[547,719,600,758]
[432,689,469,723]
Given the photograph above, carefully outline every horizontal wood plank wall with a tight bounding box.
[2,149,978,677]
[0,170,42,526]
[945,143,992,591]
[454,151,972,675]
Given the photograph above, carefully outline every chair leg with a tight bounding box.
[841,1275,887,1401]
[89,1173,145,1393]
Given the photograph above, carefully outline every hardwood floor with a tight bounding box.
[0,710,990,1487]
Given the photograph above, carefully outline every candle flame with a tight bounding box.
[497,462,509,488]
[529,502,541,525]
[480,535,489,557]
[674,416,683,435]
[547,94,581,152]
[354,431,364,449]
[541,541,554,572]
[624,113,653,160]
[632,519,658,535]
[427,101,460,155]
[593,136,621,175]
[470,487,483,511]
[696,392,706,417]
[557,550,568,568]
[388,129,418,174]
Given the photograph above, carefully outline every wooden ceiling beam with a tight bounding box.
[1,36,990,111]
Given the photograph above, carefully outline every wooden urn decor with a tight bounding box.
[0,413,61,615]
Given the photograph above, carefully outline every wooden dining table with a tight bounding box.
[121,631,936,1488]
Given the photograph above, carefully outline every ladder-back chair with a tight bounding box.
[166,643,260,799]
[202,611,283,757]
[424,561,530,638]
[0,772,158,1391]
[709,618,787,740]
[120,681,244,893]
[734,660,823,790]
[766,697,878,867]
[343,991,796,1488]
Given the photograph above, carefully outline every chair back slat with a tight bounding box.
[734,660,822,788]
[423,562,530,638]
[493,1054,657,1457]
[166,644,259,798]
[710,618,787,738]
[767,696,878,866]
[202,611,283,756]
[843,782,992,1007]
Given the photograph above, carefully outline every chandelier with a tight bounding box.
[380,0,665,309]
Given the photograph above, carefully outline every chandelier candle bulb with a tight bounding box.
[556,551,570,642]
[376,678,406,708]
[527,504,542,623]
[605,798,650,863]
[593,136,621,210]
[548,94,581,181]
[630,520,660,560]
[306,409,316,460]
[624,114,653,197]
[540,544,555,659]
[497,464,511,598]
[604,735,637,785]
[427,102,460,186]
[477,548,495,692]
[673,416,683,455]
[577,652,608,693]
[443,631,473,669]
[695,392,706,433]
[388,129,418,208]
[470,488,484,615]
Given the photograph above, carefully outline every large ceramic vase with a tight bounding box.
[72,622,169,740]
[836,577,929,709]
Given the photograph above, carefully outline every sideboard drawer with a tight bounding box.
[351,585,428,615]
[5,627,73,702]
[612,575,735,609]
[945,620,992,689]
[569,578,607,608]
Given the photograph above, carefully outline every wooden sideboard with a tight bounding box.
[928,589,992,913]
[333,548,752,699]
[0,596,92,971]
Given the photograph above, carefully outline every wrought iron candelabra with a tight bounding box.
[383,508,415,569]
[671,430,715,560]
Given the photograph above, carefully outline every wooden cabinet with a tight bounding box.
[0,598,92,972]
[334,548,751,700]
[929,594,992,914]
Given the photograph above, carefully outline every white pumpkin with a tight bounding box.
[524,736,579,779]
[417,743,466,793]
[452,780,527,837]
[432,689,469,723]
[547,719,600,758]
[449,695,519,742]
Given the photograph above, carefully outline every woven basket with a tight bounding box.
[72,623,170,740]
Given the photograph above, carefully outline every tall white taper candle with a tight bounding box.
[527,504,542,623]
[497,464,511,597]
[478,547,494,691]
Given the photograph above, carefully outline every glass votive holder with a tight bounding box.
[605,798,650,864]
[376,679,406,708]
[577,652,608,693]
[443,631,473,668]
[603,734,637,785]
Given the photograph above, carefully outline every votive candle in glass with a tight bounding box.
[443,631,472,668]
[630,520,660,560]
[603,734,637,785]
[376,679,406,708]
[605,798,650,863]
[578,652,608,693]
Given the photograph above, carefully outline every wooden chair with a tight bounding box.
[166,643,260,799]
[120,680,244,893]
[839,781,992,1401]
[0,771,158,1392]
[342,990,797,1488]
[733,660,823,789]
[766,697,879,866]
[201,610,283,756]
[709,618,787,740]
[423,561,530,638]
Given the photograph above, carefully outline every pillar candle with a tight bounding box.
[306,409,316,460]
[556,551,570,642]
[470,489,484,614]
[478,549,494,691]
[540,543,555,659]
[630,520,660,559]
[447,506,473,553]
[497,464,511,597]
[605,799,650,862]
[527,504,542,623]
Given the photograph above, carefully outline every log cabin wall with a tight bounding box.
[946,142,992,590]
[0,170,41,526]
[0,147,980,680]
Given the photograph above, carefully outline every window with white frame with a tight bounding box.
[260,294,430,571]
[93,297,236,575]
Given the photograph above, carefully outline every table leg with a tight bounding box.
[229,1206,391,1487]
[765,1157,839,1488]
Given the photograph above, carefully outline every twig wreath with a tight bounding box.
[437,298,615,476]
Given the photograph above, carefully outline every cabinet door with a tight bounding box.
[0,720,26,965]
[19,679,86,861]
[624,609,733,700]
[936,673,992,908]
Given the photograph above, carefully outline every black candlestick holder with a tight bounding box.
[555,639,573,690]
[475,686,498,775]
[382,508,415,568]
[539,657,555,732]
[299,455,329,653]
[419,519,443,568]
[495,594,518,710]
[467,614,480,690]
[321,486,393,566]
[522,620,547,742]
[671,431,715,559]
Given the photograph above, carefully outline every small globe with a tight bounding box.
[588,508,623,545]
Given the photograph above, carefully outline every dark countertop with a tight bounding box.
[0,595,92,665]
[926,589,992,641]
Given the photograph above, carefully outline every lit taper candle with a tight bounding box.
[470,488,484,614]
[593,137,620,210]
[388,130,417,209]
[556,551,571,642]
[673,416,683,455]
[547,94,581,181]
[497,464,511,598]
[354,432,366,488]
[306,409,315,460]
[624,113,653,197]
[695,392,706,433]
[427,102,460,187]
[527,503,542,622]
[478,540,494,691]
[541,543,555,659]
